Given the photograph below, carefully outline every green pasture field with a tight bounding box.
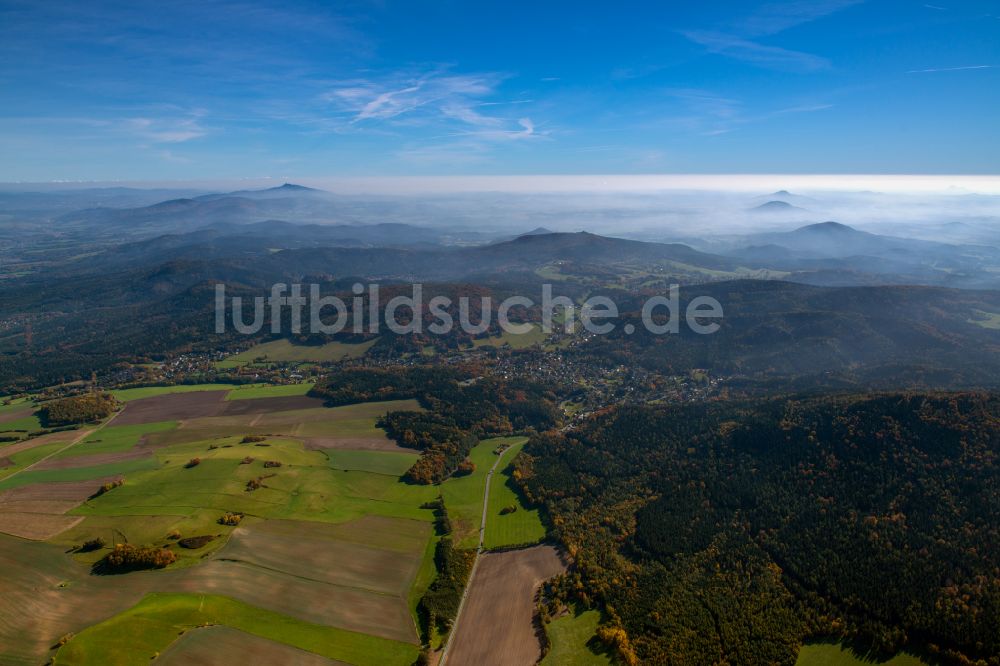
[112,384,238,402]
[220,338,378,365]
[0,397,36,420]
[0,413,43,434]
[541,606,612,666]
[53,593,419,666]
[326,449,418,476]
[0,440,72,480]
[441,437,515,548]
[72,435,438,524]
[796,644,927,666]
[0,396,34,413]
[472,324,548,350]
[484,437,546,549]
[969,309,1000,329]
[54,421,177,458]
[0,455,160,491]
[224,383,315,400]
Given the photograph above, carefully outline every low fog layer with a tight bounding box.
[2,180,999,246]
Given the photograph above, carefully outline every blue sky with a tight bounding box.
[0,0,998,180]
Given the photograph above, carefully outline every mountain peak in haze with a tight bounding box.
[795,221,858,234]
[271,183,316,192]
[750,200,805,213]
[519,226,555,237]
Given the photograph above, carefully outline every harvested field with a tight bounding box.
[171,560,419,643]
[0,475,124,539]
[303,435,410,453]
[0,476,121,504]
[33,447,151,470]
[198,516,429,641]
[446,545,566,666]
[0,406,33,424]
[115,391,228,425]
[218,395,326,415]
[230,514,429,553]
[113,392,323,429]
[223,338,377,365]
[0,512,83,540]
[141,398,411,449]
[0,514,429,662]
[219,518,428,594]
[0,534,152,663]
[0,429,81,458]
[156,625,344,665]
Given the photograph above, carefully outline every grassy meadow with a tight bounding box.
[219,338,377,366]
[541,606,612,666]
[796,644,927,666]
[224,382,315,399]
[472,324,548,350]
[53,593,419,666]
[111,384,239,402]
[484,438,547,549]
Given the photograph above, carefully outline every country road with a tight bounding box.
[438,441,520,666]
[0,407,120,484]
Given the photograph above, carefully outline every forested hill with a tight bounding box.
[515,392,1000,665]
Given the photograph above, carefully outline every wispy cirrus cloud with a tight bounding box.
[321,70,544,164]
[907,64,996,73]
[123,113,208,143]
[447,117,542,141]
[682,30,830,71]
[682,0,862,71]
[321,71,543,153]
[324,72,514,128]
[737,0,865,36]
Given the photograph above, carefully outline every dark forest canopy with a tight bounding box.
[516,392,1000,665]
[311,366,560,483]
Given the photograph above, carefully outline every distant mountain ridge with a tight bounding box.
[724,221,1000,289]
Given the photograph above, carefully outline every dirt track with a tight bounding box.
[445,545,565,666]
